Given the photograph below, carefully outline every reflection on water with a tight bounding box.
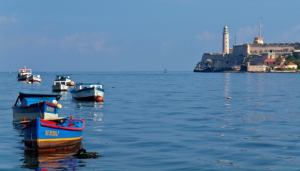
[52,91,69,101]
[224,73,231,112]
[76,102,104,122]
[22,148,83,170]
[75,101,104,109]
[13,123,25,136]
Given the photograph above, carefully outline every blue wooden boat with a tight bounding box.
[24,117,85,152]
[12,93,62,122]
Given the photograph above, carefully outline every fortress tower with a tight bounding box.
[253,22,264,45]
[223,25,230,54]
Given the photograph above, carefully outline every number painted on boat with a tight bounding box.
[45,130,59,136]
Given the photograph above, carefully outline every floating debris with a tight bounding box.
[74,148,100,159]
[226,96,232,100]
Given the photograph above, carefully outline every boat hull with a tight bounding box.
[24,118,84,152]
[71,88,104,102]
[13,102,59,122]
[27,75,42,83]
[52,84,68,92]
[18,74,30,81]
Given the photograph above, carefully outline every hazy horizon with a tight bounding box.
[1,0,300,71]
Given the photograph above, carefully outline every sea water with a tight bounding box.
[0,72,300,170]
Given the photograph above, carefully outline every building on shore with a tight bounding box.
[194,25,300,72]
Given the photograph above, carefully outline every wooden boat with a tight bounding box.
[17,67,32,81]
[70,83,104,102]
[55,75,75,86]
[27,74,42,83]
[52,80,68,92]
[12,93,62,122]
[24,117,85,152]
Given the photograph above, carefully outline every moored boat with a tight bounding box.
[70,83,104,102]
[55,75,75,86]
[17,67,32,81]
[12,93,62,122]
[27,74,42,83]
[24,117,85,152]
[52,80,68,92]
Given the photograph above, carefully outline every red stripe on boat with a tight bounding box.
[40,119,85,131]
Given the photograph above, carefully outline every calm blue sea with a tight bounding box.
[0,72,300,170]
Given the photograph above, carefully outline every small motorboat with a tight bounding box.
[23,117,85,152]
[52,80,68,92]
[55,75,75,86]
[17,67,32,81]
[12,93,62,122]
[70,83,104,102]
[27,74,42,83]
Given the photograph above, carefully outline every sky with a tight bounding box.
[1,0,300,71]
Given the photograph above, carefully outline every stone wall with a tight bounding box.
[249,43,295,56]
[247,64,267,72]
[194,53,245,72]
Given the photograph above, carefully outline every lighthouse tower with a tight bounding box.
[223,25,230,54]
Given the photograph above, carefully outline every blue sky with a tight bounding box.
[0,0,300,71]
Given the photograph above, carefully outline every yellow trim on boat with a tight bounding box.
[37,137,82,142]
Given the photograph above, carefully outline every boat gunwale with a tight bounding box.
[40,119,85,131]
[71,87,104,93]
[13,100,59,108]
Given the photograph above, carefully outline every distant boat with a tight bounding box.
[23,117,85,152]
[27,75,42,83]
[70,83,104,102]
[52,80,68,92]
[12,93,62,122]
[163,68,168,73]
[17,67,32,81]
[55,75,75,86]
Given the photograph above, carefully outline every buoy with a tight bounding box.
[68,81,75,86]
[56,103,62,109]
[52,100,58,104]
[95,96,103,102]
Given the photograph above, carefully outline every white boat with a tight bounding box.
[55,75,75,86]
[52,80,68,92]
[27,75,42,83]
[70,83,104,102]
[17,67,32,81]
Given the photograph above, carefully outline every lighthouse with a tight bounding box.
[223,25,230,54]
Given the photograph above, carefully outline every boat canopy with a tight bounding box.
[16,92,61,106]
[56,75,70,80]
[76,83,103,89]
[77,83,102,86]
[19,68,32,73]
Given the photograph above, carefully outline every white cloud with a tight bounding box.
[60,32,107,54]
[195,31,217,42]
[0,15,17,24]
[0,32,115,57]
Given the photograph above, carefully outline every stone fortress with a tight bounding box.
[194,25,300,72]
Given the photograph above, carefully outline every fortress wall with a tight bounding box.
[198,53,245,71]
[249,44,295,55]
[232,44,248,56]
